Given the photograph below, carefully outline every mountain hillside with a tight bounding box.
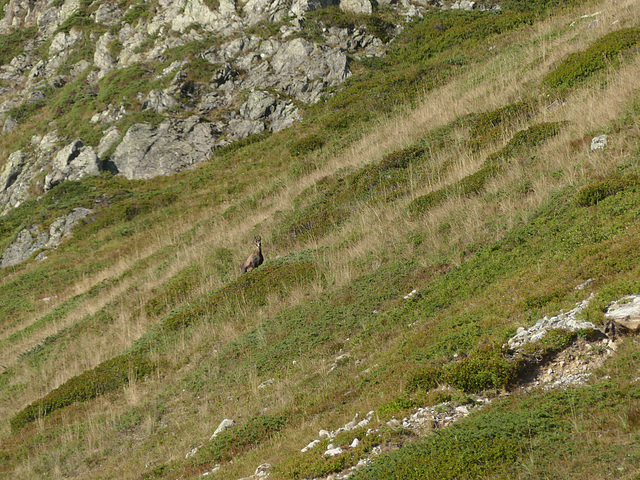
[2,0,640,478]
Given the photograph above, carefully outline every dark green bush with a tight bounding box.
[405,366,443,393]
[486,121,565,164]
[543,28,640,91]
[469,100,537,151]
[11,353,155,431]
[193,415,287,466]
[575,174,640,206]
[443,346,519,393]
[290,135,325,156]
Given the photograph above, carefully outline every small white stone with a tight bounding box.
[350,438,360,448]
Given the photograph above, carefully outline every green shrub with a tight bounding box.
[543,28,640,91]
[575,173,640,206]
[405,366,443,393]
[486,121,565,164]
[122,1,152,25]
[11,352,155,431]
[469,100,537,151]
[378,397,420,418]
[192,415,287,466]
[443,346,519,393]
[145,265,203,317]
[290,135,325,156]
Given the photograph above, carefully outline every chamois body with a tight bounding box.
[241,236,264,273]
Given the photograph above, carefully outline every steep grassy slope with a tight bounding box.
[2,0,640,478]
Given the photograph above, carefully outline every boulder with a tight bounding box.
[242,90,276,121]
[45,140,101,191]
[94,32,117,78]
[95,2,123,26]
[210,418,235,440]
[143,90,178,113]
[110,116,220,180]
[340,0,373,14]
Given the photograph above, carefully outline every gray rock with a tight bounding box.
[49,28,82,56]
[451,0,475,10]
[110,116,220,180]
[340,0,373,14]
[226,118,265,140]
[95,2,123,26]
[269,101,300,132]
[210,418,235,440]
[242,90,276,121]
[290,0,338,16]
[45,140,101,191]
[507,295,598,350]
[97,126,121,158]
[143,90,178,113]
[0,150,27,191]
[94,32,117,78]
[0,208,93,268]
[590,135,607,151]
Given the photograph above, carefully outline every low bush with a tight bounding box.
[575,173,640,206]
[443,346,520,393]
[192,415,287,466]
[11,352,155,431]
[543,28,640,91]
[290,134,325,156]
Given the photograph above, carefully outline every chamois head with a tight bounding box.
[240,235,264,274]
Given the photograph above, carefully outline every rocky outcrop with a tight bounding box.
[0,207,93,268]
[110,116,221,180]
[45,140,101,191]
[0,0,445,215]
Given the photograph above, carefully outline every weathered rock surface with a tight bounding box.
[110,116,221,180]
[45,140,101,191]
[0,0,451,216]
[1,207,93,268]
[210,418,235,441]
[507,295,598,350]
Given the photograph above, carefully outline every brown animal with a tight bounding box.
[240,235,264,273]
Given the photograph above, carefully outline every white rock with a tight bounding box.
[350,438,360,448]
[590,135,607,151]
[210,418,235,440]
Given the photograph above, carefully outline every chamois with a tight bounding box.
[240,235,264,273]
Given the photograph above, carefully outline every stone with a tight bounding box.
[110,117,220,180]
[350,438,360,448]
[95,2,123,26]
[242,90,276,121]
[590,134,607,151]
[97,126,121,158]
[340,0,373,14]
[301,439,320,452]
[143,90,178,113]
[94,32,117,78]
[324,445,344,456]
[49,28,82,56]
[45,140,101,190]
[605,296,640,333]
[0,208,92,268]
[210,419,235,440]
